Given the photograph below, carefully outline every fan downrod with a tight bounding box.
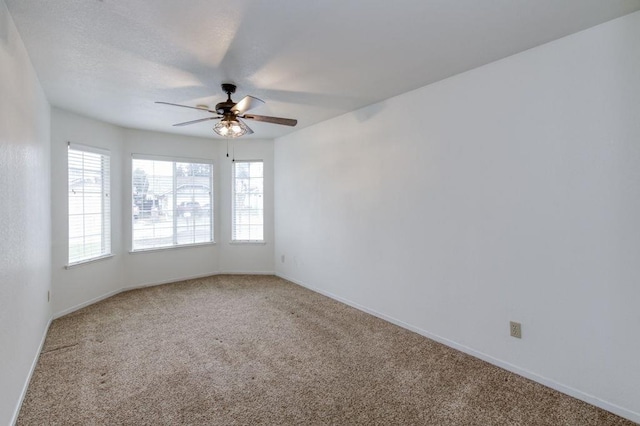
[217,83,237,114]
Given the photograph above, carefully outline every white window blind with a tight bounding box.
[68,144,111,264]
[232,161,264,242]
[132,156,213,251]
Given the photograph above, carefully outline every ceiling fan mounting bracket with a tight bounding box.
[221,83,236,95]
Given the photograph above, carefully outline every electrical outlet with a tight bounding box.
[47,291,50,302]
[281,254,285,263]
[510,321,522,339]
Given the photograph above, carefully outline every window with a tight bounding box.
[232,161,264,242]
[132,155,213,251]
[68,144,111,264]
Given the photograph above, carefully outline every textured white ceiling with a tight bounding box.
[5,0,640,139]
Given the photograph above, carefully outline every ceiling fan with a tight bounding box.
[156,83,297,138]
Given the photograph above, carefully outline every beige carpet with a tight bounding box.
[18,275,634,425]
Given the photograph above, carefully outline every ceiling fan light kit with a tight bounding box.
[213,117,249,138]
[156,83,297,139]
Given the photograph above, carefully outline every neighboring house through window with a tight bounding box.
[132,155,213,251]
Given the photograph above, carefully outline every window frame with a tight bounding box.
[131,154,215,252]
[231,159,265,243]
[67,142,112,267]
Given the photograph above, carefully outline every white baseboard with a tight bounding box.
[121,271,275,292]
[54,271,278,319]
[122,271,223,292]
[53,288,122,319]
[11,316,52,426]
[275,273,640,425]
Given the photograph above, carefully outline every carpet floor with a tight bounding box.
[18,275,634,425]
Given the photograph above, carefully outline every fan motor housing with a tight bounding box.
[217,83,238,114]
[216,101,235,115]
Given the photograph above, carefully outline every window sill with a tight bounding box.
[66,254,114,269]
[129,241,216,254]
[229,241,267,245]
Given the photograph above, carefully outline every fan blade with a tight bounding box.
[155,101,217,114]
[238,118,254,135]
[243,114,297,127]
[172,116,219,127]
[231,96,265,115]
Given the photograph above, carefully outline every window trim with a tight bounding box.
[229,241,267,246]
[67,142,112,266]
[128,241,216,255]
[231,159,265,243]
[66,254,114,269]
[131,154,215,251]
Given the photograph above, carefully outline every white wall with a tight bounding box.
[274,11,640,423]
[0,2,51,424]
[217,140,275,274]
[51,108,125,316]
[50,117,274,315]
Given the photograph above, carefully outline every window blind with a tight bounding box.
[232,161,264,242]
[68,143,111,264]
